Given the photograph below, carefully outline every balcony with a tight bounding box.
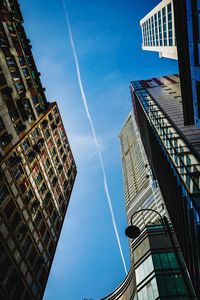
[52,176,58,187]
[7,23,16,37]
[0,169,4,181]
[0,116,5,132]
[27,150,36,162]
[35,256,44,273]
[44,192,51,206]
[31,200,40,215]
[51,123,57,131]
[15,122,26,134]
[57,164,63,173]
[8,154,21,167]
[0,73,7,88]
[33,144,41,154]
[9,110,20,122]
[41,119,48,129]
[23,189,34,205]
[0,36,8,48]
[6,57,15,68]
[0,133,13,148]
[16,98,31,122]
[62,154,67,163]
[15,82,24,93]
[37,138,45,148]
[63,180,68,190]
[2,86,12,97]
[16,224,28,242]
[35,104,43,115]
[56,117,60,125]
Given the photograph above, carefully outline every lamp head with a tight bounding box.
[125,225,141,239]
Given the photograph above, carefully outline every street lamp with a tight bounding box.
[125,208,195,298]
[125,208,165,239]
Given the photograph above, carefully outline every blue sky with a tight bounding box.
[20,0,178,299]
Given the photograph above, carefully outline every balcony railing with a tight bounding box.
[133,83,200,196]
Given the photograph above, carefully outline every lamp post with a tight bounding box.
[125,208,195,298]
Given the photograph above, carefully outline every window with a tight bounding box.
[48,113,53,121]
[13,165,24,180]
[0,184,9,204]
[57,139,61,147]
[135,255,154,284]
[10,211,22,231]
[22,67,29,77]
[27,245,37,265]
[157,274,186,297]
[35,212,42,225]
[45,159,50,169]
[40,183,47,193]
[196,81,200,117]
[153,252,178,270]
[168,3,173,46]
[32,96,39,105]
[44,231,50,246]
[32,128,40,139]
[18,57,26,66]
[50,147,57,157]
[15,82,24,93]
[23,189,34,205]
[7,23,15,34]
[60,147,64,155]
[6,57,15,67]
[55,156,59,164]
[48,168,54,178]
[31,200,40,215]
[0,133,12,148]
[22,139,30,151]
[44,129,50,139]
[35,172,43,185]
[0,73,6,87]
[20,178,29,194]
[62,154,67,162]
[23,236,32,253]
[138,277,159,300]
[35,105,43,115]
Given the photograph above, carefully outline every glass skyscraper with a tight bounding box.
[131,74,200,298]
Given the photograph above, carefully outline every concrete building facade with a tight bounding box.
[119,113,166,260]
[0,1,76,299]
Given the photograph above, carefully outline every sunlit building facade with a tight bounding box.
[140,0,177,59]
[0,0,76,299]
[119,113,166,260]
[131,74,200,298]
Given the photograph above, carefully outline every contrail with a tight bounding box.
[62,0,128,275]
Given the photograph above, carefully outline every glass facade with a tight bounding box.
[134,226,192,299]
[131,77,200,298]
[137,278,158,300]
[131,81,200,197]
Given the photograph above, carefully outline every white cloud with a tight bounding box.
[70,133,105,162]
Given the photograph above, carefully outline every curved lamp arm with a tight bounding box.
[130,208,165,228]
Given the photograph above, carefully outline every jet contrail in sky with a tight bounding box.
[61,0,128,275]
